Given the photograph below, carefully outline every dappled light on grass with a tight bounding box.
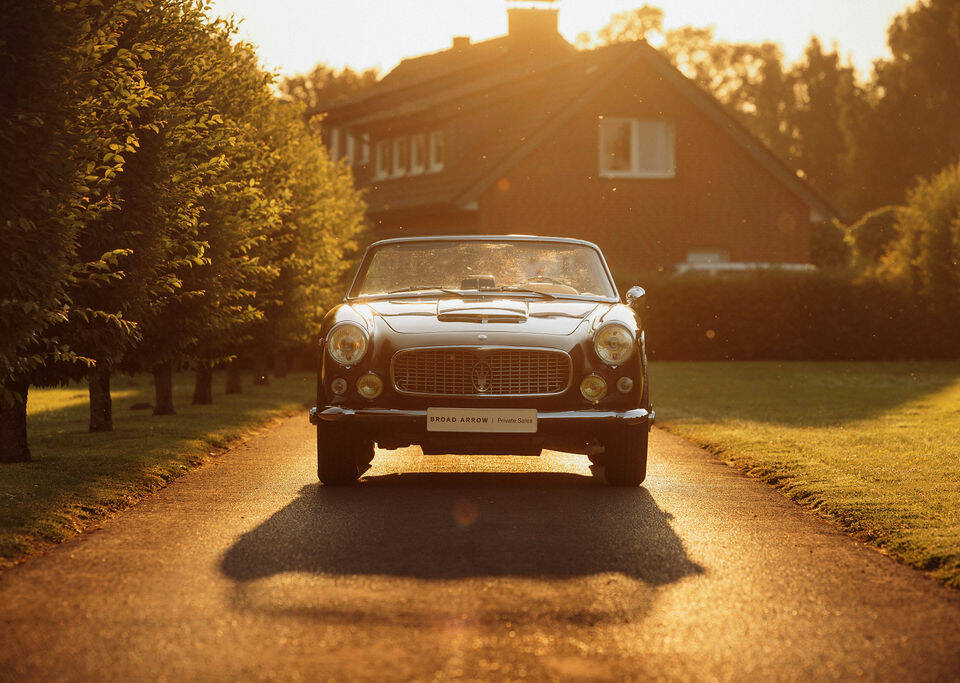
[0,372,314,568]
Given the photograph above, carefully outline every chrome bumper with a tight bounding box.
[309,405,654,428]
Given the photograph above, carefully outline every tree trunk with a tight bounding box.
[87,364,113,432]
[192,365,213,405]
[152,363,176,415]
[225,363,242,394]
[0,379,31,463]
[274,348,288,379]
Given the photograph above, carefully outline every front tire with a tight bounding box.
[317,425,374,485]
[602,425,649,486]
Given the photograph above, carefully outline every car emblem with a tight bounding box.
[472,361,493,393]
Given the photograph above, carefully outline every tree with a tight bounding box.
[248,102,366,380]
[0,0,154,459]
[880,160,960,339]
[278,64,379,114]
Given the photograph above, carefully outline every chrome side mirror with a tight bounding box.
[625,285,646,306]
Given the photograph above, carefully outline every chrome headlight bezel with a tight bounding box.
[326,323,369,366]
[593,322,635,366]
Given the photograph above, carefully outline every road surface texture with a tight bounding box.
[2,417,959,681]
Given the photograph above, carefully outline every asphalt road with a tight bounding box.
[2,417,959,681]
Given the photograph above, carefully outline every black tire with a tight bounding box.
[316,425,374,485]
[603,425,649,486]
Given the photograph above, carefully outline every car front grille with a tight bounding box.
[391,347,571,397]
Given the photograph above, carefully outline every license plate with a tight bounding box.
[426,408,538,433]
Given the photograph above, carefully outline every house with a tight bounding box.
[315,3,836,274]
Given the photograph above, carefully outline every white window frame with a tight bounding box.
[392,137,408,177]
[428,130,445,173]
[345,133,355,165]
[410,133,427,175]
[360,133,370,165]
[598,118,675,179]
[329,126,340,161]
[374,140,390,179]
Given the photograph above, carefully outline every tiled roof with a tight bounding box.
[360,43,639,215]
[320,35,839,220]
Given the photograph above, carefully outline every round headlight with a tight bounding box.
[356,372,383,399]
[594,323,635,365]
[580,374,608,403]
[326,324,368,366]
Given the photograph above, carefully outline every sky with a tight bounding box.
[208,0,917,79]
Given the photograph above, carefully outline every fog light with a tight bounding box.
[617,376,634,393]
[330,378,347,395]
[356,372,383,399]
[579,374,607,403]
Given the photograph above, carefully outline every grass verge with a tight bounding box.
[650,361,960,587]
[1,371,314,570]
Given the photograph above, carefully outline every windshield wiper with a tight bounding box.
[387,286,465,296]
[492,286,560,299]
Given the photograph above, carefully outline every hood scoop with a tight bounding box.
[436,299,527,324]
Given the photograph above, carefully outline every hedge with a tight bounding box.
[617,271,957,361]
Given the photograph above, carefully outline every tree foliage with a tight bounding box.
[278,64,379,114]
[1,0,365,459]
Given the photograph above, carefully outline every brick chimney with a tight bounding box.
[507,6,559,45]
[452,36,471,50]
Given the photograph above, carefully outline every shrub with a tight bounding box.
[617,270,955,361]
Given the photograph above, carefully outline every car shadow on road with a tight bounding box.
[220,472,704,585]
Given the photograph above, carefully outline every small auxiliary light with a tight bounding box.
[617,377,634,393]
[579,374,607,403]
[330,378,348,395]
[356,373,383,399]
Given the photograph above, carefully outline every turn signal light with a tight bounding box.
[579,374,607,403]
[356,372,383,399]
[330,378,348,395]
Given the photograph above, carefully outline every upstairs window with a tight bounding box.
[360,133,370,165]
[429,130,445,172]
[410,133,427,174]
[345,133,355,165]
[328,127,341,160]
[598,118,675,178]
[374,140,390,179]
[392,137,409,177]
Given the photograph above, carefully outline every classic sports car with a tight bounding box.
[309,235,653,486]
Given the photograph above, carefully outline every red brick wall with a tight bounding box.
[476,63,812,274]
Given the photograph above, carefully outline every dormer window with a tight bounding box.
[429,130,445,172]
[374,140,390,179]
[410,133,427,174]
[598,118,675,179]
[392,137,409,177]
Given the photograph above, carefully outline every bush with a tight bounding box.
[617,270,956,361]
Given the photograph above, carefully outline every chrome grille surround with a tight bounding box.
[390,346,572,397]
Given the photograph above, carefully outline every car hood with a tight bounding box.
[361,298,605,337]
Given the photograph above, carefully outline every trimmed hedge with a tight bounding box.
[617,271,957,361]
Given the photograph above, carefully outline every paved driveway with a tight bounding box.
[1,417,958,679]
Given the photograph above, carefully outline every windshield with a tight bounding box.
[349,239,617,300]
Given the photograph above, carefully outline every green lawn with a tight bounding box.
[0,371,314,569]
[650,361,960,587]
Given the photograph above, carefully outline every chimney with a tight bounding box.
[452,36,471,50]
[507,6,559,45]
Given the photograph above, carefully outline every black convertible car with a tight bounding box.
[309,235,654,485]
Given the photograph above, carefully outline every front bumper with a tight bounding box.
[309,405,654,428]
